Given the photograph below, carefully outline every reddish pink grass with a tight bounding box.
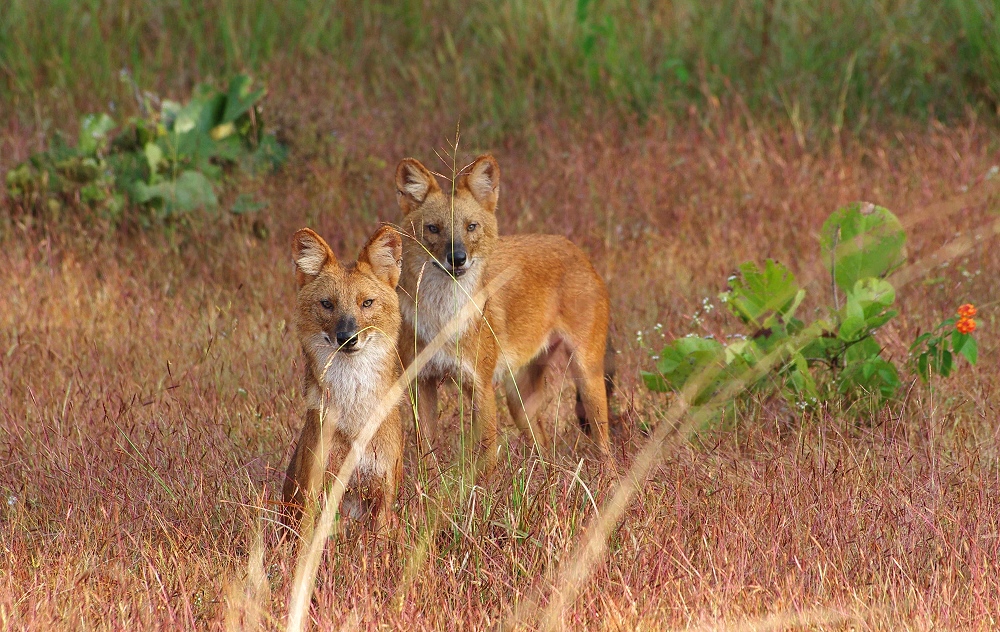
[1,85,999,629]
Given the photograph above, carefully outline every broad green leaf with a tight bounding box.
[784,352,818,405]
[78,113,116,155]
[959,336,978,365]
[173,103,200,135]
[646,337,728,403]
[820,202,906,292]
[839,295,866,341]
[221,75,266,125]
[910,332,933,350]
[951,330,968,355]
[863,309,897,332]
[838,356,899,400]
[721,259,800,327]
[844,336,881,363]
[213,134,245,162]
[655,337,724,377]
[850,277,895,308]
[641,371,668,393]
[133,170,217,215]
[143,142,163,177]
[800,335,842,363]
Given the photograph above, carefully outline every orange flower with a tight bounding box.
[957,303,977,319]
[956,317,976,335]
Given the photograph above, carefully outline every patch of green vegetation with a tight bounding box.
[5,74,285,226]
[642,202,980,419]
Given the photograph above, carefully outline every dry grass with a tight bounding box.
[2,93,999,630]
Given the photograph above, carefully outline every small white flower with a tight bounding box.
[7,495,16,506]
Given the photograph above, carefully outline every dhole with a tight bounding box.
[282,224,404,532]
[394,154,613,474]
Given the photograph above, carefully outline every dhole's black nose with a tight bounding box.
[335,317,359,350]
[336,332,358,348]
[447,245,467,268]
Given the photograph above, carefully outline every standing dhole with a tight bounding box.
[282,224,404,532]
[394,154,613,475]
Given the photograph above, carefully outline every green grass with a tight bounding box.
[3,0,1000,141]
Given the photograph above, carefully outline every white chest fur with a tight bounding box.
[307,342,392,475]
[399,265,484,379]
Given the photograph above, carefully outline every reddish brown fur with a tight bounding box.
[282,225,404,532]
[394,155,613,474]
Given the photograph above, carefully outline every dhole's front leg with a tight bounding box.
[414,376,440,454]
[371,449,403,535]
[282,408,346,527]
[468,368,499,478]
[369,411,404,535]
[399,325,441,454]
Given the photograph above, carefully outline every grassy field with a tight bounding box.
[4,0,1000,140]
[3,2,1000,631]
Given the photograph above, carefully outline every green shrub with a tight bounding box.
[5,75,285,226]
[642,202,979,418]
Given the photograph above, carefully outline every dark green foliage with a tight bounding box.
[643,203,978,419]
[5,75,285,226]
[911,319,979,380]
[820,202,906,293]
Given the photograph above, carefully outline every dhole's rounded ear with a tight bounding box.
[359,224,403,288]
[458,154,500,213]
[395,158,440,215]
[291,228,337,287]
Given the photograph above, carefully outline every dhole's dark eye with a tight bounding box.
[426,224,440,234]
[467,223,477,232]
[362,298,374,308]
[320,299,334,310]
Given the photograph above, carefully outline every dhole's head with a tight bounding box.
[292,225,402,375]
[394,154,500,279]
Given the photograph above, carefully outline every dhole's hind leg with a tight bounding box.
[504,356,553,453]
[575,336,615,436]
[567,347,611,459]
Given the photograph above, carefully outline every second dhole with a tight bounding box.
[395,154,613,475]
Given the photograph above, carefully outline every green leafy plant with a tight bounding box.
[643,202,978,417]
[910,304,979,380]
[5,75,285,226]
